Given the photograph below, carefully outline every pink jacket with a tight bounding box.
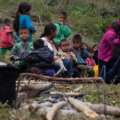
[0,26,14,48]
[85,58,96,67]
[98,28,117,62]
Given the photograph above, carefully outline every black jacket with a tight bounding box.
[21,46,55,70]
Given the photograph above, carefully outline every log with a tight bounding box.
[26,100,53,112]
[84,103,120,117]
[46,101,67,120]
[50,92,84,97]
[68,97,99,119]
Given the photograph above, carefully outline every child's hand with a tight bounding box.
[32,30,36,34]
[13,56,19,60]
[60,22,63,24]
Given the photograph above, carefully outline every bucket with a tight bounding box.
[0,63,18,105]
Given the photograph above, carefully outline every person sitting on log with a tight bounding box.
[20,38,55,77]
[10,27,33,73]
[69,34,94,77]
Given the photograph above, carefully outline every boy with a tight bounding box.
[20,38,55,77]
[0,19,14,56]
[59,39,80,78]
[69,34,94,77]
[10,27,32,71]
[53,12,71,45]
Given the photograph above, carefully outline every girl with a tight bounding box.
[98,20,120,83]
[13,2,36,42]
[40,23,74,78]
[82,42,88,50]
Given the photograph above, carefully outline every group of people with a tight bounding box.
[0,2,120,84]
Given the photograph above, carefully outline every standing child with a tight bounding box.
[85,47,96,68]
[10,27,32,72]
[53,12,71,45]
[0,19,14,56]
[13,2,36,42]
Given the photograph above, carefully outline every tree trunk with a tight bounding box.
[57,0,63,12]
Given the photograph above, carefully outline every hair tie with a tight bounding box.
[113,39,119,44]
[43,31,45,34]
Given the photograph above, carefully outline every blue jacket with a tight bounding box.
[21,46,55,70]
[16,15,35,42]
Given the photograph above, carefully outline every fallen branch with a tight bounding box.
[68,97,99,119]
[50,92,84,97]
[46,101,67,120]
[26,99,53,113]
[84,103,120,117]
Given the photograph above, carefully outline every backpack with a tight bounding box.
[16,42,33,52]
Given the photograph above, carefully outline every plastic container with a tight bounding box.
[0,63,18,105]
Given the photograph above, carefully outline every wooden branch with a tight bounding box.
[50,92,84,97]
[26,99,53,113]
[46,101,67,120]
[68,97,99,119]
[84,103,120,117]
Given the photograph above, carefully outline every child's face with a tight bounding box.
[93,46,99,51]
[73,40,82,49]
[19,29,30,42]
[51,30,57,38]
[83,44,87,50]
[24,9,31,16]
[89,52,94,58]
[6,22,11,26]
[60,41,69,52]
[57,14,66,23]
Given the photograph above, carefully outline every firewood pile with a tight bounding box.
[15,74,120,119]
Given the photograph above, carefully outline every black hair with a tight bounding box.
[72,34,82,42]
[60,12,67,18]
[40,23,56,38]
[92,44,99,49]
[13,2,31,32]
[19,27,29,33]
[4,19,11,24]
[33,38,44,49]
[60,39,69,46]
[87,47,94,53]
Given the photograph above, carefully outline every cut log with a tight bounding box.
[50,92,84,97]
[84,103,120,117]
[68,97,99,119]
[46,101,67,120]
[26,99,53,113]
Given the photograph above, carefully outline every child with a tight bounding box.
[93,44,99,65]
[85,47,96,68]
[13,2,36,42]
[69,35,94,77]
[82,42,88,50]
[21,39,55,77]
[40,23,74,78]
[0,19,14,56]
[59,39,80,78]
[53,12,71,45]
[10,27,32,71]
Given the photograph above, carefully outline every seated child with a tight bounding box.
[10,27,32,72]
[92,44,99,65]
[0,19,14,56]
[53,12,71,45]
[21,39,55,77]
[85,47,96,68]
[69,35,94,77]
[82,42,88,50]
[59,39,80,78]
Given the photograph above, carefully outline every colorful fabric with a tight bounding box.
[85,58,96,67]
[93,65,99,77]
[98,28,117,62]
[16,15,35,42]
[0,26,14,48]
[45,69,55,77]
[0,47,13,56]
[53,22,71,45]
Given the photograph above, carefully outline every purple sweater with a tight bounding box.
[98,28,117,62]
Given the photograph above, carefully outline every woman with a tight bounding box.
[98,20,120,84]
